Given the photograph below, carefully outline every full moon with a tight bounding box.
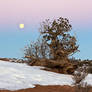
[19,24,24,29]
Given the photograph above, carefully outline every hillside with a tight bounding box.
[0,60,92,92]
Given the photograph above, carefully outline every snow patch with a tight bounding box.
[0,60,74,90]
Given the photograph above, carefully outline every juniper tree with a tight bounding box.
[40,17,79,60]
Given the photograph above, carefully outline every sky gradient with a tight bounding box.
[0,0,92,60]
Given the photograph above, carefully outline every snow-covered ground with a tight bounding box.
[0,60,91,90]
[83,74,92,85]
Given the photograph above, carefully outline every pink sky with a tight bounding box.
[0,0,92,26]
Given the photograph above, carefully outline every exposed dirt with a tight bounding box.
[0,58,10,61]
[0,85,92,92]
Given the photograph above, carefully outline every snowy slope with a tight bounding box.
[0,60,74,90]
[0,60,92,91]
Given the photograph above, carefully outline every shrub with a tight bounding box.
[73,66,88,85]
[24,37,51,61]
[73,66,91,92]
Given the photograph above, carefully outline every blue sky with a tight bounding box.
[0,26,39,58]
[0,24,92,60]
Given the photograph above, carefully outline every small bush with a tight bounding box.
[73,66,91,92]
[73,66,88,85]
[24,37,51,61]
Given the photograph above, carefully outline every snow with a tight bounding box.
[83,74,92,85]
[0,60,92,91]
[0,60,74,90]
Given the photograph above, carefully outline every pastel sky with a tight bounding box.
[0,0,92,60]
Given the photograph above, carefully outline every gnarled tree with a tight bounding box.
[40,17,79,61]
